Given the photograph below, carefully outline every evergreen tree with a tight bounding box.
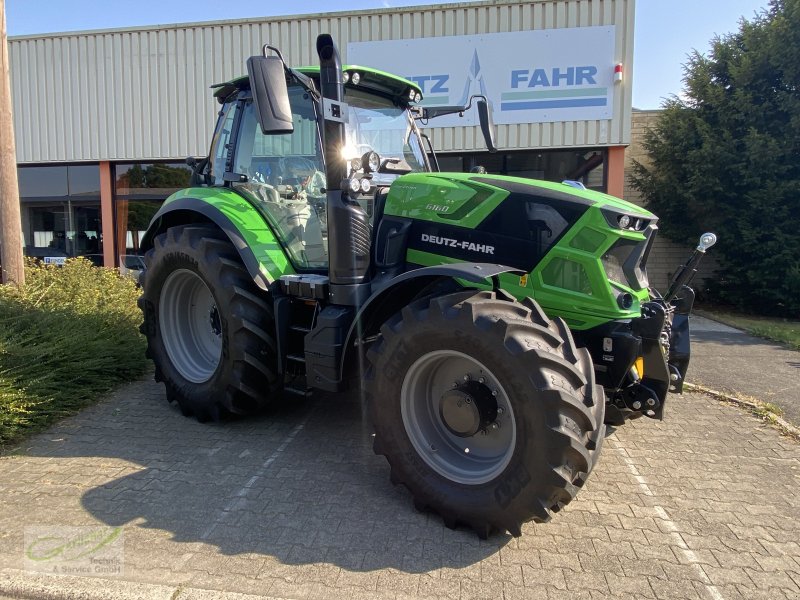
[632,0,800,316]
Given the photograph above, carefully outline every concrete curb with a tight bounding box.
[685,382,800,441]
[0,569,285,600]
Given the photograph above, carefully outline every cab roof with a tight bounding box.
[211,65,422,105]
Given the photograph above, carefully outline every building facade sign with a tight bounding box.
[348,26,616,127]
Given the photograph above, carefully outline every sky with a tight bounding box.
[5,0,771,109]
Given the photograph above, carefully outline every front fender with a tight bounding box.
[339,263,524,380]
[141,188,295,290]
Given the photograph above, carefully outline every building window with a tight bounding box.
[18,164,103,264]
[114,162,192,261]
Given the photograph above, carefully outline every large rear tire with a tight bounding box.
[366,290,605,538]
[138,225,280,421]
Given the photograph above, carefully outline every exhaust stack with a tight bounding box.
[316,34,371,295]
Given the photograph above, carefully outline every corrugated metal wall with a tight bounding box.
[9,0,634,164]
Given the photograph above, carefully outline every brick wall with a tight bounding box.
[624,110,718,292]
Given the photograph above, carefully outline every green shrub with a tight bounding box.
[0,259,148,448]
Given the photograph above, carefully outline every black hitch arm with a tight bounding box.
[663,232,717,303]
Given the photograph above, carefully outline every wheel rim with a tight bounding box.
[159,269,222,384]
[401,350,516,485]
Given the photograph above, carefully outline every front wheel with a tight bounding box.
[366,290,605,538]
[138,225,281,420]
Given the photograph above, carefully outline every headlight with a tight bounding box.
[343,72,350,84]
[414,92,422,103]
[348,178,361,193]
[409,88,416,100]
[618,215,631,228]
[362,151,380,173]
[359,178,372,193]
[351,72,361,85]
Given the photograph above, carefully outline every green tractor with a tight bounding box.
[138,35,715,538]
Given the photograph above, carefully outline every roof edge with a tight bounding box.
[9,0,534,41]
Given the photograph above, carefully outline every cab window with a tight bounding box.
[231,86,328,269]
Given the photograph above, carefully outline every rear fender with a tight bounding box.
[140,189,295,290]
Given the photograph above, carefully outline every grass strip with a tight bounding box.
[684,382,800,441]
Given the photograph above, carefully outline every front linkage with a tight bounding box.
[577,233,718,424]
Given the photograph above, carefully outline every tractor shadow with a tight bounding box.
[23,377,508,574]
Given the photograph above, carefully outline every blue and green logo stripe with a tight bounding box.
[500,87,608,111]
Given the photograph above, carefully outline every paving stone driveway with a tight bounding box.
[0,378,798,600]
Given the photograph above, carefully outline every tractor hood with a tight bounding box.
[384,172,655,228]
[476,173,654,216]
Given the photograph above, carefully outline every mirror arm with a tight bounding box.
[289,68,320,101]
[260,43,320,101]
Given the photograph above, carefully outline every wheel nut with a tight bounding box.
[478,377,485,384]
[670,373,679,381]
[490,422,499,430]
[463,374,471,381]
[497,407,504,415]
[646,398,656,406]
[632,401,642,410]
[491,390,498,397]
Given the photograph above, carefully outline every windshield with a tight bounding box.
[343,88,429,182]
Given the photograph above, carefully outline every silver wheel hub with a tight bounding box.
[401,350,516,485]
[159,269,222,384]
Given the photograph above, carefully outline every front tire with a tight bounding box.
[138,225,280,420]
[366,290,605,538]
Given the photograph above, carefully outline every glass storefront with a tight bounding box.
[114,162,192,261]
[18,164,103,265]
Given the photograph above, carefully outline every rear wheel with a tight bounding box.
[366,290,605,537]
[138,225,280,420]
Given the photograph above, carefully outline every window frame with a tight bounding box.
[207,100,239,186]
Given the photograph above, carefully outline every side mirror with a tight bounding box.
[476,99,497,153]
[246,55,294,134]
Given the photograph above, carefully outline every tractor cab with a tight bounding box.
[205,64,433,271]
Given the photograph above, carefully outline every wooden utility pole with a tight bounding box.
[0,0,24,285]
